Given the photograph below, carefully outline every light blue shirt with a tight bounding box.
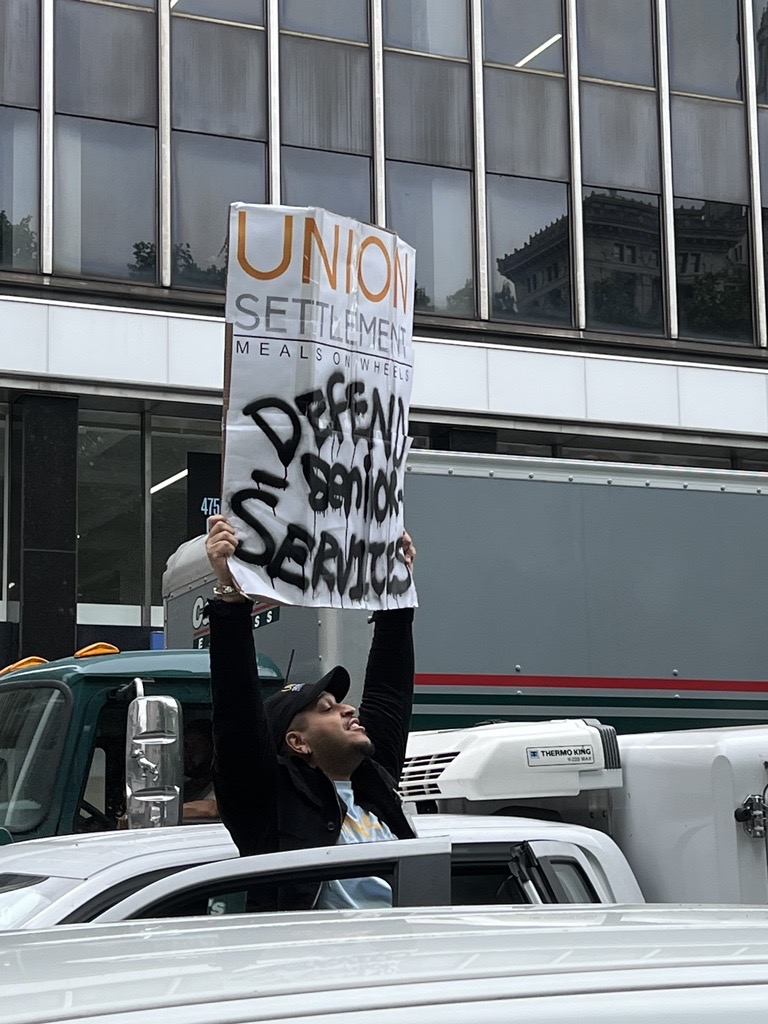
[314,780,395,909]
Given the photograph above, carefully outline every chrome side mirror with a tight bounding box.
[125,695,182,829]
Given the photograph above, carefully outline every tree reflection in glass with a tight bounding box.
[583,188,663,334]
[675,199,753,344]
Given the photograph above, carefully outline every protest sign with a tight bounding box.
[222,203,417,611]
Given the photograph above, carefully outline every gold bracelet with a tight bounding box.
[212,584,240,597]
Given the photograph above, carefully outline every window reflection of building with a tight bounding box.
[582,191,662,333]
[495,191,663,333]
[674,200,752,342]
[495,216,570,324]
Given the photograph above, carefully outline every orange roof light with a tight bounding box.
[0,656,49,675]
[74,643,121,658]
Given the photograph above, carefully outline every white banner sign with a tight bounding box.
[222,203,417,610]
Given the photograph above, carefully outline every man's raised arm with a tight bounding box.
[357,532,416,781]
[206,515,279,856]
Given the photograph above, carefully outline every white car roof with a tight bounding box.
[0,815,596,882]
[5,905,768,1024]
[0,824,237,880]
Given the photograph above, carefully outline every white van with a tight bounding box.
[4,904,768,1024]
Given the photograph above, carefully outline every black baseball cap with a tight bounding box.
[265,665,351,751]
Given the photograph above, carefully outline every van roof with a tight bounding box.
[6,905,768,1023]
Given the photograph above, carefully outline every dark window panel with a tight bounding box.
[483,0,563,72]
[758,107,768,198]
[0,0,39,108]
[671,96,748,204]
[484,68,568,180]
[674,198,753,344]
[581,82,660,193]
[77,418,143,606]
[383,0,467,57]
[172,18,267,139]
[0,105,39,272]
[282,147,371,223]
[172,132,266,290]
[172,0,263,23]
[487,174,571,327]
[281,36,371,154]
[55,0,157,125]
[385,52,471,168]
[387,161,475,318]
[668,0,742,100]
[279,0,368,41]
[583,188,663,334]
[756,0,768,104]
[54,116,157,283]
[577,0,654,86]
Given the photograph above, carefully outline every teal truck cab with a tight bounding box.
[0,645,283,843]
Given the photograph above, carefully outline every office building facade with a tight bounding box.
[2,0,768,656]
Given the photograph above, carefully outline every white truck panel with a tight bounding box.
[614,725,768,903]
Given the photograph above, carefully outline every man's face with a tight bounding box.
[286,691,374,762]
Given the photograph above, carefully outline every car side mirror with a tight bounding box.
[125,694,182,829]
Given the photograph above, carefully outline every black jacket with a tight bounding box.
[207,599,416,907]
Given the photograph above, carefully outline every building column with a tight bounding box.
[9,394,78,661]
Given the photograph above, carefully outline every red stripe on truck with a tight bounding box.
[414,673,768,692]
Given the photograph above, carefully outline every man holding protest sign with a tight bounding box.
[205,513,416,910]
[208,203,420,908]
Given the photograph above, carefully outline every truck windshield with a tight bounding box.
[0,683,71,833]
[0,873,75,929]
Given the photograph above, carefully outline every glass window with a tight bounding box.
[583,188,663,334]
[581,83,660,192]
[172,131,266,290]
[78,414,143,605]
[83,747,107,815]
[487,174,571,326]
[387,161,474,317]
[279,0,368,41]
[172,18,266,139]
[484,69,568,180]
[384,0,467,58]
[668,0,741,100]
[54,117,156,282]
[0,874,74,930]
[281,36,371,154]
[55,0,157,125]
[671,96,748,204]
[282,147,371,223]
[0,106,39,272]
[675,198,752,344]
[756,0,768,104]
[151,419,221,606]
[0,685,71,834]
[577,0,654,86]
[171,0,262,23]
[385,52,471,168]
[545,859,598,903]
[758,107,768,196]
[483,0,563,72]
[0,0,39,108]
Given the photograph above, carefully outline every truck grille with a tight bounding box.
[399,751,459,798]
